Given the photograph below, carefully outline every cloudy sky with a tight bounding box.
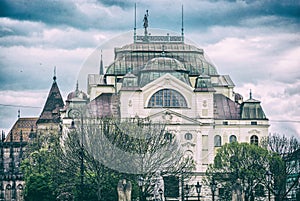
[0,0,299,138]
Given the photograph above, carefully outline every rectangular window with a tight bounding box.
[251,121,257,125]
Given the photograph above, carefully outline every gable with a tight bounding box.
[147,109,201,125]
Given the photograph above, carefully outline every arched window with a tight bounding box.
[214,135,222,147]
[250,135,259,145]
[148,89,187,108]
[17,184,23,200]
[229,135,237,143]
[184,133,193,141]
[5,184,12,201]
[164,132,173,142]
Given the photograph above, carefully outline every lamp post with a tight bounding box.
[138,176,144,201]
[210,178,217,201]
[195,181,202,201]
[184,184,190,201]
[266,170,272,201]
[69,108,85,200]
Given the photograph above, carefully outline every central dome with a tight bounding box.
[139,57,191,87]
[142,57,188,72]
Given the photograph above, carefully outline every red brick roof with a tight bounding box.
[5,117,38,142]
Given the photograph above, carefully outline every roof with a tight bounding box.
[240,92,267,120]
[214,94,241,120]
[87,93,119,118]
[105,42,218,76]
[5,117,38,142]
[37,77,64,124]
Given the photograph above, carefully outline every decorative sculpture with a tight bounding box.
[151,171,165,201]
[143,10,149,36]
[117,179,132,201]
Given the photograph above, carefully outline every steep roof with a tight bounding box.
[5,117,38,142]
[87,93,119,118]
[37,76,64,124]
[214,94,241,120]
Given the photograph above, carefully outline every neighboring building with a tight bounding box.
[0,75,64,201]
[61,17,269,200]
[0,117,37,201]
[285,149,300,201]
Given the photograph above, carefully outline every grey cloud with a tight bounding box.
[98,0,133,8]
[284,84,300,96]
[1,0,299,33]
[0,0,91,29]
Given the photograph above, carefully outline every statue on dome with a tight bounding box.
[143,10,149,36]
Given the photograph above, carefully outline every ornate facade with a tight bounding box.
[61,28,269,199]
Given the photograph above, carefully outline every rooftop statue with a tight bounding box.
[143,10,149,36]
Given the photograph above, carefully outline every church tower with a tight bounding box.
[36,73,64,134]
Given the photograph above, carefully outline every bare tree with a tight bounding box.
[60,117,194,200]
[261,134,300,201]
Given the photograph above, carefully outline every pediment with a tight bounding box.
[141,73,194,93]
[147,109,201,125]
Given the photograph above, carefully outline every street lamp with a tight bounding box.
[69,108,85,200]
[184,184,190,201]
[210,178,217,201]
[266,170,272,201]
[195,181,202,201]
[138,176,144,201]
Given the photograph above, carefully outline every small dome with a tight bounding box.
[142,57,188,72]
[67,82,88,101]
[67,90,88,101]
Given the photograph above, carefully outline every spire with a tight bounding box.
[53,66,57,82]
[100,50,104,75]
[75,80,79,97]
[18,109,20,118]
[250,89,252,99]
[37,74,64,124]
[1,131,4,142]
[181,5,184,42]
[134,3,137,42]
[76,80,79,92]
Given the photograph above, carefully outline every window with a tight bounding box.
[148,89,187,108]
[251,121,257,125]
[184,133,193,140]
[250,135,259,145]
[214,135,222,147]
[229,135,237,143]
[223,121,228,125]
[164,132,173,142]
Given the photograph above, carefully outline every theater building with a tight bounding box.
[60,18,269,199]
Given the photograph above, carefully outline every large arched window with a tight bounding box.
[250,135,259,145]
[148,89,187,108]
[214,135,222,147]
[229,135,237,143]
